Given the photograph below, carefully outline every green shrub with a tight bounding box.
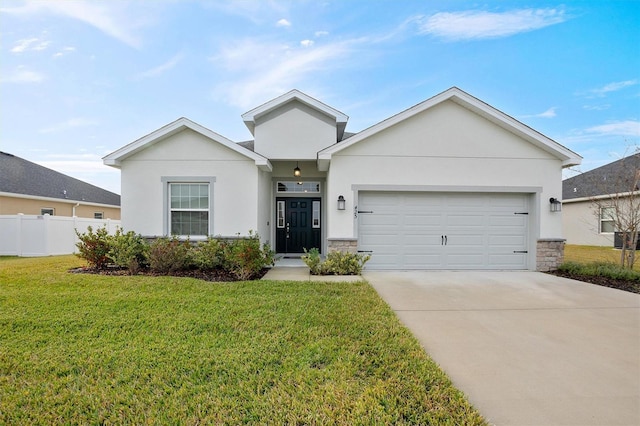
[222,232,275,280]
[148,237,193,274]
[302,249,371,275]
[107,228,149,274]
[192,238,224,271]
[558,261,640,282]
[301,248,322,275]
[75,226,112,270]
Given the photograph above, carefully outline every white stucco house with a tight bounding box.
[103,87,582,271]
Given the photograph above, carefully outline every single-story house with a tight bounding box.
[562,153,640,248]
[104,87,581,271]
[0,151,121,219]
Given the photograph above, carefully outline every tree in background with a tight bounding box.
[590,150,640,269]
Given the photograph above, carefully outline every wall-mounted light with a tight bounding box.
[337,195,346,210]
[293,162,301,177]
[549,197,561,212]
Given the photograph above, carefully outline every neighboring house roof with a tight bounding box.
[563,153,640,201]
[0,151,120,206]
[103,117,272,171]
[241,89,349,141]
[317,87,582,171]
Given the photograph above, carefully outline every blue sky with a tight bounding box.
[1,0,638,195]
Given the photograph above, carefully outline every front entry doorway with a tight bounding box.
[275,197,321,254]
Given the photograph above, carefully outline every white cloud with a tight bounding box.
[40,118,99,134]
[416,8,567,41]
[276,18,291,27]
[300,39,314,47]
[585,120,640,137]
[135,53,183,79]
[0,66,46,83]
[583,104,611,111]
[588,80,638,97]
[315,31,329,37]
[1,1,144,48]
[53,46,76,58]
[211,38,353,109]
[10,37,51,52]
[523,107,557,119]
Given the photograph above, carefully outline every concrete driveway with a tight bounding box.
[364,271,640,426]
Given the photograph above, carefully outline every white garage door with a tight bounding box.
[358,192,529,270]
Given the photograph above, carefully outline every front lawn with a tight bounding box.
[0,256,484,425]
[564,244,640,271]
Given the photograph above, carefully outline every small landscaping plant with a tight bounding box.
[148,237,194,274]
[554,260,640,294]
[302,248,371,275]
[74,227,275,281]
[75,225,112,269]
[107,228,149,274]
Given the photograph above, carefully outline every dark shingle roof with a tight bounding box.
[0,151,120,206]
[563,153,640,200]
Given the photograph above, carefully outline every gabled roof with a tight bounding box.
[563,153,640,201]
[241,89,349,141]
[103,117,272,171]
[0,151,120,206]
[317,87,582,171]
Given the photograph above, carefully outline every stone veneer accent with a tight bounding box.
[327,238,358,254]
[536,239,565,272]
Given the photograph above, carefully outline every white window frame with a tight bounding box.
[41,208,54,216]
[599,207,616,234]
[277,201,286,228]
[162,176,215,238]
[94,212,104,219]
[277,181,321,193]
[312,200,321,228]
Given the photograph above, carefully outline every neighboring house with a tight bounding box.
[562,154,640,247]
[104,87,581,271]
[0,151,121,219]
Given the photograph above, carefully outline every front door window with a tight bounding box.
[275,197,321,253]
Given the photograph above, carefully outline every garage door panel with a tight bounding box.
[359,192,529,270]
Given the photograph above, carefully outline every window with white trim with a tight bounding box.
[277,201,285,228]
[312,200,320,228]
[170,183,209,236]
[277,181,321,193]
[94,212,104,219]
[41,208,54,216]
[599,207,616,234]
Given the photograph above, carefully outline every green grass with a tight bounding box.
[564,244,640,272]
[0,256,484,425]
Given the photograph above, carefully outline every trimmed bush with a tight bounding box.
[302,249,371,275]
[108,228,149,274]
[75,226,112,270]
[148,237,193,274]
[558,261,640,282]
[222,232,275,280]
[192,238,225,271]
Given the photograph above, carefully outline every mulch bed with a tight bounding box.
[69,267,269,282]
[547,271,640,294]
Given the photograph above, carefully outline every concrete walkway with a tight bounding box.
[364,270,640,426]
[262,258,364,282]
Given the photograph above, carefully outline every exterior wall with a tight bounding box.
[562,200,615,246]
[119,128,259,238]
[0,194,120,219]
[536,239,565,271]
[325,100,564,270]
[254,100,336,160]
[256,168,272,245]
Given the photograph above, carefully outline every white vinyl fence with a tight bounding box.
[0,214,121,257]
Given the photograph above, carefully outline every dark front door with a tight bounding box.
[276,197,321,253]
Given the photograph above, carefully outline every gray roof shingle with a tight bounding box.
[0,151,120,206]
[563,153,640,200]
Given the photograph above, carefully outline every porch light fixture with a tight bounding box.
[549,197,561,212]
[337,195,346,210]
[293,162,301,177]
